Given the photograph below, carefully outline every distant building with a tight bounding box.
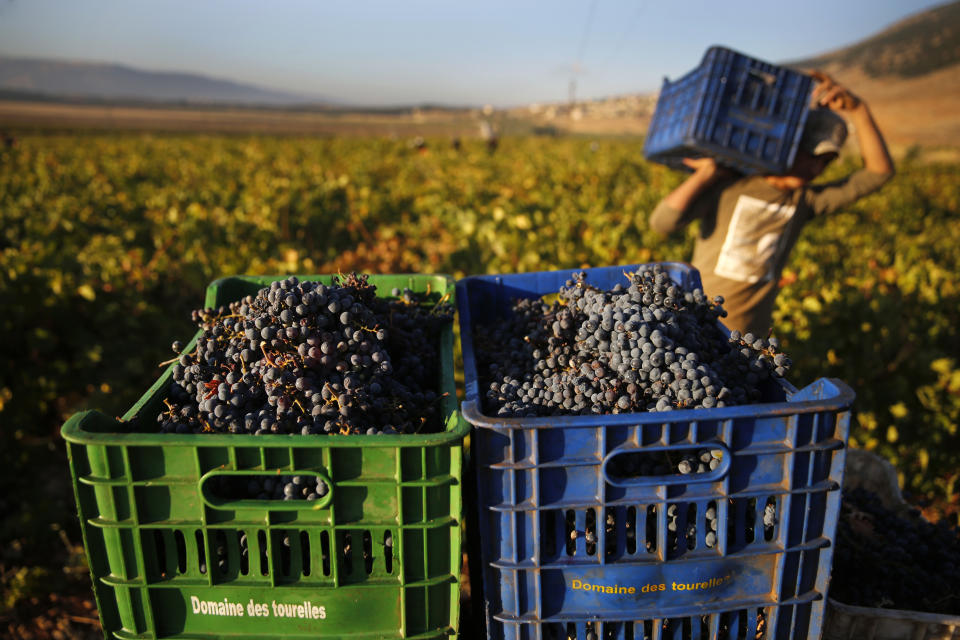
[516,92,659,122]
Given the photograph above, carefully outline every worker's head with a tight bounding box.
[783,109,848,184]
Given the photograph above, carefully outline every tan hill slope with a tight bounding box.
[803,63,960,149]
[789,0,960,148]
[790,1,960,78]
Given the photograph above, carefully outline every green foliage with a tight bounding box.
[773,156,960,497]
[2,566,51,613]
[0,133,691,476]
[0,134,958,608]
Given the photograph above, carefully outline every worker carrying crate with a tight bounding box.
[644,45,895,338]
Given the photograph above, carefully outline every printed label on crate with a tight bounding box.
[543,555,775,615]
[149,586,401,635]
[188,595,326,619]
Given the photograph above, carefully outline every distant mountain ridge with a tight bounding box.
[0,56,325,106]
[788,0,960,77]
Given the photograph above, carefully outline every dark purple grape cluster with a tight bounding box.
[157,273,452,441]
[208,474,330,502]
[831,488,960,614]
[476,266,791,417]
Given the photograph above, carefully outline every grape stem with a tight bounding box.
[260,343,277,367]
[429,291,452,314]
[323,382,342,407]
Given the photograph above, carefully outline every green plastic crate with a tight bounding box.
[61,274,469,640]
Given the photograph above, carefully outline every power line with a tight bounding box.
[569,0,599,104]
[602,0,648,66]
[576,0,600,64]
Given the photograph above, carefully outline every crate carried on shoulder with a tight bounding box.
[457,263,854,640]
[61,273,468,640]
[643,46,815,175]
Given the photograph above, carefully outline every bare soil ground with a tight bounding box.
[0,100,482,137]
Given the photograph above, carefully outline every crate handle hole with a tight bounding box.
[198,469,333,511]
[602,443,730,487]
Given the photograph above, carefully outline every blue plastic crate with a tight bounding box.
[456,263,854,640]
[643,46,814,175]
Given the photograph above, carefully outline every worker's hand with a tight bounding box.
[682,157,733,179]
[810,70,862,112]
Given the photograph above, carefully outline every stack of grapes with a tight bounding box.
[474,267,790,572]
[155,273,453,500]
[475,266,791,418]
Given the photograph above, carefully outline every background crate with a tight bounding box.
[62,273,469,640]
[824,599,960,640]
[643,46,814,175]
[823,452,960,640]
[456,264,854,640]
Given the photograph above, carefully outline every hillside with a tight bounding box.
[0,57,322,106]
[787,1,960,148]
[791,1,960,78]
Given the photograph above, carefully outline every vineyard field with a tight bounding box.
[0,132,958,633]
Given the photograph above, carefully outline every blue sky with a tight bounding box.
[0,0,946,106]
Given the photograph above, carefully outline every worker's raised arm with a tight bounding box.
[649,157,730,235]
[810,71,894,177]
